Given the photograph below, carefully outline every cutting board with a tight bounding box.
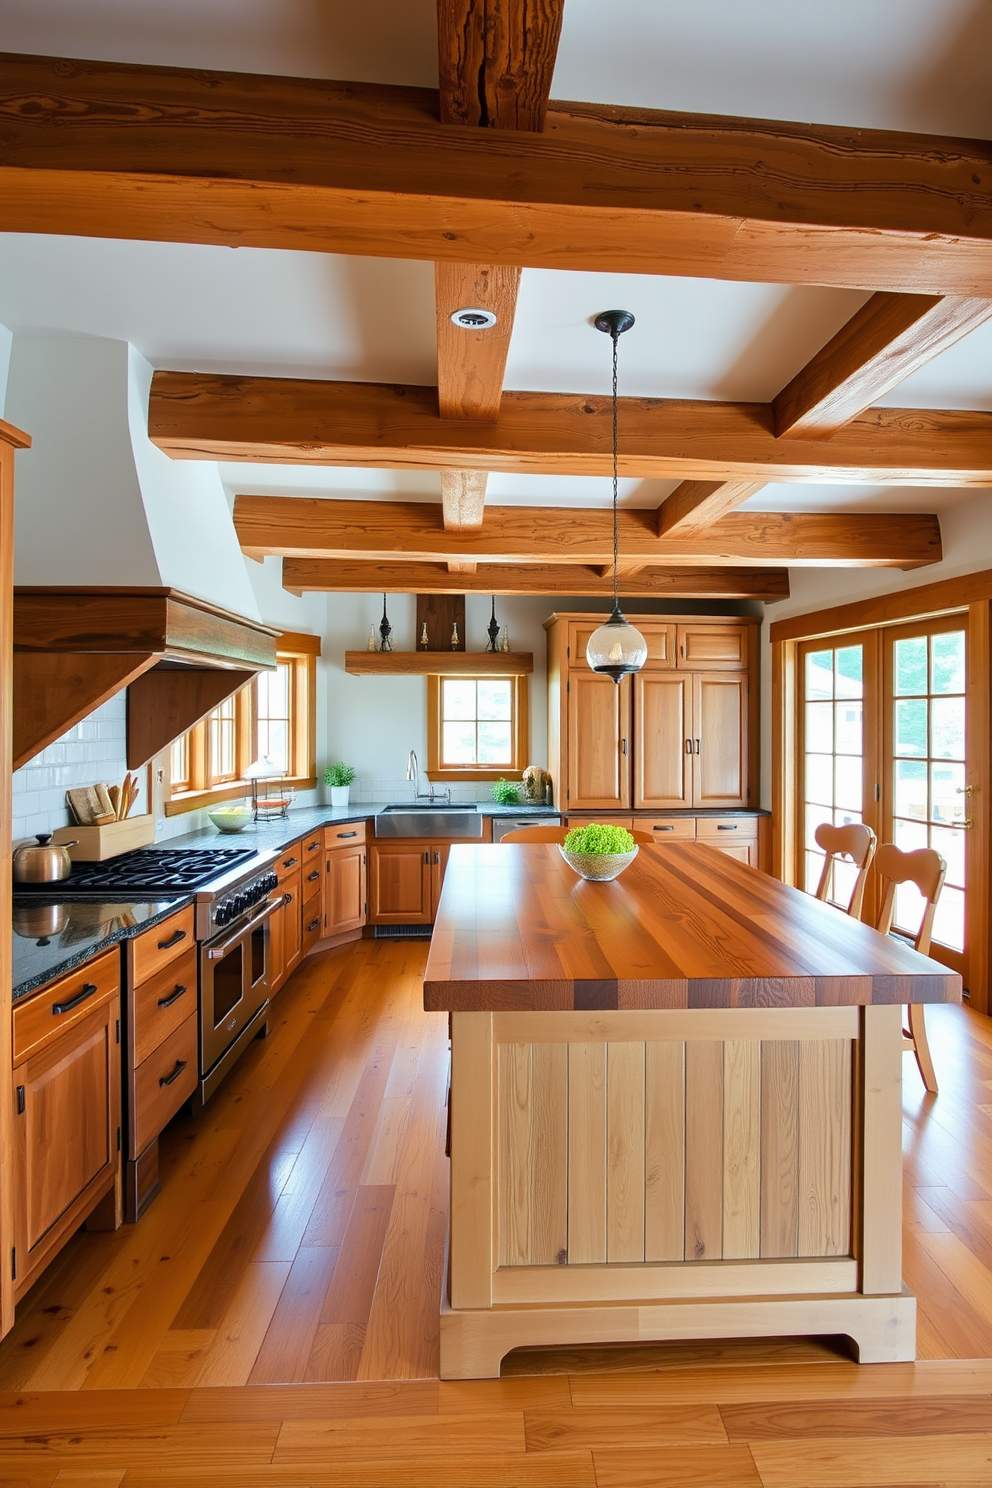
[67,785,108,825]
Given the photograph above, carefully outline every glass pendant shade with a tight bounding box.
[586,606,648,682]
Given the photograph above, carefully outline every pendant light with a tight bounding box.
[585,310,647,682]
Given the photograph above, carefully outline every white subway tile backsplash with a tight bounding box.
[11,691,132,843]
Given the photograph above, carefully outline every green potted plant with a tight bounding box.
[324,761,357,807]
[559,822,638,881]
[491,778,522,806]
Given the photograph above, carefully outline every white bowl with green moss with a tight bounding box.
[558,823,638,881]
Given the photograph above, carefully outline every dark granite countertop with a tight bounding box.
[12,896,192,1003]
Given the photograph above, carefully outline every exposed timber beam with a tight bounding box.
[658,479,768,537]
[236,497,942,570]
[435,264,522,422]
[153,373,992,486]
[437,0,564,130]
[6,53,992,294]
[282,559,791,600]
[773,292,992,439]
[440,470,489,528]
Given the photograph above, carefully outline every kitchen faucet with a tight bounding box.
[406,749,450,804]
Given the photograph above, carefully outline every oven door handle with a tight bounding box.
[206,895,288,960]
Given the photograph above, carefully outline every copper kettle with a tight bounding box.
[12,833,77,884]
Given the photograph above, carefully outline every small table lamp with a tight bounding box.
[244,756,291,820]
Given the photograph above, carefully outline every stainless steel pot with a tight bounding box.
[12,833,77,884]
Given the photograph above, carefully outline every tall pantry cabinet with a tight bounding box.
[546,613,759,814]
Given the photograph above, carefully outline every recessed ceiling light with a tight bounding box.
[450,307,498,329]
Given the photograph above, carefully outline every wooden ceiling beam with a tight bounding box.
[657,479,768,537]
[773,292,992,439]
[153,373,992,485]
[437,0,565,130]
[435,264,521,422]
[237,497,941,569]
[6,52,992,293]
[283,558,791,600]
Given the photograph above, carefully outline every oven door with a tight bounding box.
[199,895,280,1079]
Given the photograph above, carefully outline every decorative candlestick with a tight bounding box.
[420,622,430,649]
[500,626,510,653]
[379,594,393,652]
[450,621,459,650]
[366,624,377,652]
[486,595,500,653]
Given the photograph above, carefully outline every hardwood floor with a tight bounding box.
[3,940,992,1482]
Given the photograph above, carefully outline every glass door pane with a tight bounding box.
[800,643,864,907]
[888,627,967,956]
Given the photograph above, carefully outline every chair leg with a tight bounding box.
[907,1004,938,1094]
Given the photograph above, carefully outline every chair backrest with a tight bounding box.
[813,821,877,918]
[874,843,947,955]
[499,826,569,843]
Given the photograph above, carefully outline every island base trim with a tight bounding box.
[492,1256,858,1304]
[439,1287,917,1380]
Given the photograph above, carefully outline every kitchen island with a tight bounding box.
[424,842,962,1378]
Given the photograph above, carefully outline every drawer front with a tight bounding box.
[133,945,198,1067]
[325,820,366,848]
[133,1011,198,1156]
[695,816,759,842]
[302,901,323,955]
[302,859,323,904]
[302,832,323,860]
[13,949,120,1064]
[640,817,696,841]
[567,815,634,830]
[130,905,195,986]
[275,841,303,884]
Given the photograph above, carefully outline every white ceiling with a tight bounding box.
[1,0,990,518]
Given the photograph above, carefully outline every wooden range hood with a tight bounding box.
[13,587,278,771]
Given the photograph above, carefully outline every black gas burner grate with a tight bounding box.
[20,846,257,895]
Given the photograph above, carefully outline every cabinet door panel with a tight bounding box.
[324,844,367,936]
[15,999,118,1260]
[566,673,630,810]
[692,674,748,807]
[370,844,433,924]
[677,623,748,670]
[634,673,692,809]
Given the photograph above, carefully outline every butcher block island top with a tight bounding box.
[424,841,961,1012]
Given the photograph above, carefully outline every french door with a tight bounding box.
[883,619,968,979]
[797,615,969,985]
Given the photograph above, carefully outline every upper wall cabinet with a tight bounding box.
[545,613,758,814]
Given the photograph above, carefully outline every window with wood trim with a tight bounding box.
[427,674,528,781]
[165,633,319,814]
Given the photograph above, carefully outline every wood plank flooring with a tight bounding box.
[3,940,992,1481]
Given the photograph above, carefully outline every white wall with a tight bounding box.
[0,320,13,416]
[759,490,992,808]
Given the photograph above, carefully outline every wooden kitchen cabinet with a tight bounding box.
[12,951,120,1300]
[324,842,367,936]
[548,612,757,814]
[268,864,303,994]
[369,841,434,924]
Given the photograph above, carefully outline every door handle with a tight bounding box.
[52,982,97,1016]
[684,738,692,754]
[654,824,674,831]
[157,928,186,951]
[434,851,440,864]
[159,1059,188,1088]
[694,738,701,754]
[717,824,738,831]
[282,856,298,867]
[307,869,320,882]
[424,851,429,864]
[621,738,627,755]
[157,983,188,1009]
[308,917,320,933]
[338,831,358,839]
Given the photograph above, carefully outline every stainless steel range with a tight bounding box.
[22,845,285,1102]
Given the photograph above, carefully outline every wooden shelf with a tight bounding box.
[345,650,533,677]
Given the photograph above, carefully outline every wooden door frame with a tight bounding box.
[771,573,992,1013]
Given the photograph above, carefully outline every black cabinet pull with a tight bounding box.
[157,983,188,1009]
[654,824,674,831]
[424,851,429,864]
[717,823,738,831]
[694,738,701,753]
[338,831,358,839]
[684,738,692,754]
[308,917,320,932]
[308,869,320,882]
[159,1059,187,1088]
[52,981,97,1016]
[157,928,186,951]
[16,1086,25,1115]
[434,851,440,864]
[282,855,298,868]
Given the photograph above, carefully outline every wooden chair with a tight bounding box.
[874,843,947,1095]
[501,825,655,845]
[813,821,877,919]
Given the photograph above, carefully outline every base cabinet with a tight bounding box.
[12,952,121,1300]
[268,866,303,993]
[324,842,367,936]
[568,813,760,866]
[368,840,450,925]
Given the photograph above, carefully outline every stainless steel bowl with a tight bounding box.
[12,833,77,884]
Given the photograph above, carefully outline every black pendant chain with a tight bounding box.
[611,326,620,613]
